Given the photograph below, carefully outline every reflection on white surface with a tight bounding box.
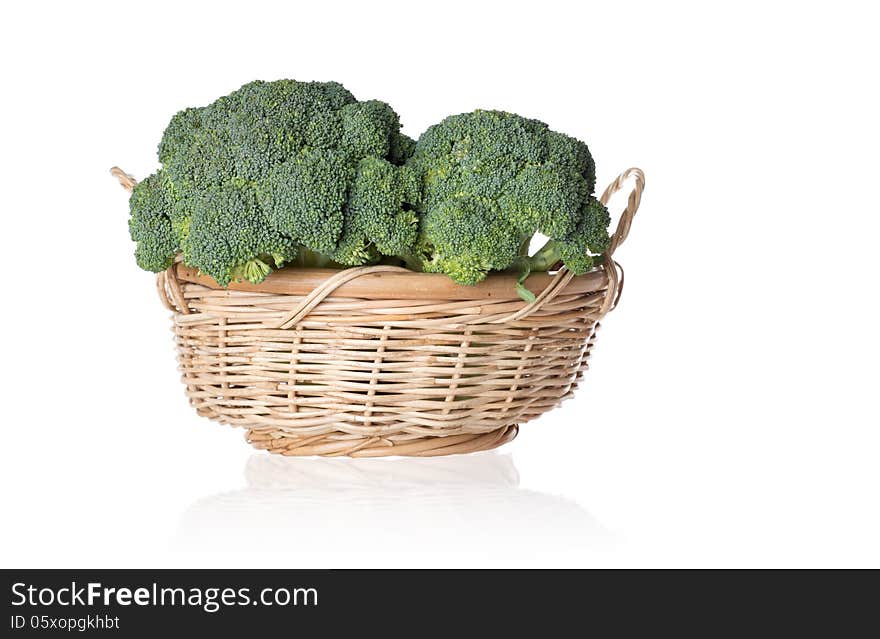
[174,452,613,564]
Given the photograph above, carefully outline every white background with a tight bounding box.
[1,1,877,568]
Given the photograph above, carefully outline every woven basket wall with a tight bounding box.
[113,167,644,457]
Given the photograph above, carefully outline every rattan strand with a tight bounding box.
[112,165,644,456]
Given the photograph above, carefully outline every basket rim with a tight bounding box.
[174,263,610,301]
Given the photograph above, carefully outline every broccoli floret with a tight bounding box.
[127,171,178,272]
[389,132,416,165]
[545,129,597,194]
[403,109,606,293]
[527,197,612,274]
[257,149,353,255]
[340,100,401,158]
[332,158,421,265]
[130,79,418,280]
[413,196,523,285]
[182,184,297,286]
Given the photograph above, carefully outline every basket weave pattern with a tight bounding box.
[113,167,644,457]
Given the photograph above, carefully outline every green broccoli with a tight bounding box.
[411,196,524,285]
[257,149,354,255]
[333,157,421,265]
[127,171,178,272]
[125,85,612,299]
[527,197,612,274]
[402,110,610,299]
[129,79,417,284]
[182,184,298,286]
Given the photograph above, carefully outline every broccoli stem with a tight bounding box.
[513,257,537,304]
[231,257,272,284]
[527,239,562,272]
[400,252,426,273]
[294,248,336,268]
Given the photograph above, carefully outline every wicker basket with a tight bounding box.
[112,166,644,457]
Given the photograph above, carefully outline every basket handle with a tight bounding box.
[111,166,137,192]
[593,168,645,316]
[600,167,645,258]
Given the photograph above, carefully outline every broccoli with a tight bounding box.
[527,197,612,274]
[124,85,612,300]
[334,157,421,265]
[410,196,524,285]
[402,110,610,299]
[257,148,354,256]
[127,171,178,272]
[128,79,417,284]
[181,184,298,287]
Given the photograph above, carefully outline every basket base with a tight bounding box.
[245,425,519,458]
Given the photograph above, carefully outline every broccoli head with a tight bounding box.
[128,79,418,284]
[158,80,359,186]
[404,110,608,289]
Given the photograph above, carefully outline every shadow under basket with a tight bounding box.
[112,167,645,457]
